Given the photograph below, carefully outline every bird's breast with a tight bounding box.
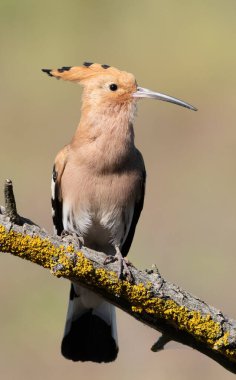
[62,163,141,253]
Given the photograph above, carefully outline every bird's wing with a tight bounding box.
[121,158,146,257]
[51,145,69,235]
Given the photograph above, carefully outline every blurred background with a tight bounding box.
[1,0,236,379]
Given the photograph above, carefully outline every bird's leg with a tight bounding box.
[104,245,134,282]
[61,230,84,249]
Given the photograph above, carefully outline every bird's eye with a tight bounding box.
[109,83,118,91]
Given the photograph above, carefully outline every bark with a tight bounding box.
[0,181,236,374]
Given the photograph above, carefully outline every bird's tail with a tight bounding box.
[61,283,118,363]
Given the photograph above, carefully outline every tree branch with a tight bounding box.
[0,181,236,373]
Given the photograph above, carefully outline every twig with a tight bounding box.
[4,179,21,224]
[3,179,37,226]
[151,334,172,352]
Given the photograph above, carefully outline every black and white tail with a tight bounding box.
[61,283,118,363]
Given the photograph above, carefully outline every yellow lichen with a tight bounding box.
[120,283,222,345]
[132,306,143,313]
[214,331,230,349]
[0,225,61,268]
[95,268,122,295]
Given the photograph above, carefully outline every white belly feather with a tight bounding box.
[63,200,134,252]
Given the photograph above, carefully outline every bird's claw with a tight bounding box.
[104,255,118,265]
[104,249,134,282]
[61,230,84,249]
[120,258,134,282]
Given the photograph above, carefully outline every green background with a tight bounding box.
[1,0,236,379]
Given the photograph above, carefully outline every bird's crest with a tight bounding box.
[42,62,123,84]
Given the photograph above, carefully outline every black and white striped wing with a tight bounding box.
[51,146,68,235]
[121,168,146,257]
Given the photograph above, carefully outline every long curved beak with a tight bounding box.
[133,87,197,111]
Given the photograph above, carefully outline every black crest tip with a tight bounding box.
[42,68,53,77]
[101,64,110,69]
[58,66,72,73]
[83,61,93,67]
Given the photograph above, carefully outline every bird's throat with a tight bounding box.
[71,103,137,172]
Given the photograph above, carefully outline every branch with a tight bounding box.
[1,181,236,374]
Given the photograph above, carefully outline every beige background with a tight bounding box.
[1,0,236,379]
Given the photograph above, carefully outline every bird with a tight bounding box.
[42,62,197,363]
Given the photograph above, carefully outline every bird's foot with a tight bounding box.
[61,230,84,249]
[104,246,134,282]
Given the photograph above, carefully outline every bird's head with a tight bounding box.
[42,62,197,112]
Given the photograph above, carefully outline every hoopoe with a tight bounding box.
[42,62,196,363]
